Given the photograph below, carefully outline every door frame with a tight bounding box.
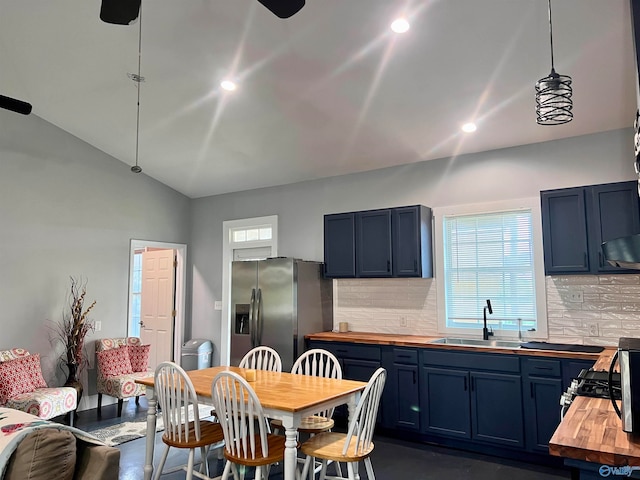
[128,239,187,362]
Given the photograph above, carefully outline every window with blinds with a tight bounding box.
[443,209,538,332]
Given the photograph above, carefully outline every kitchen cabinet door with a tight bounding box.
[392,206,433,278]
[356,209,393,277]
[541,187,590,274]
[324,213,356,278]
[470,371,525,448]
[394,363,420,431]
[523,376,563,452]
[422,367,471,439]
[589,181,640,273]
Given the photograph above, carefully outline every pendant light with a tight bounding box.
[130,3,144,173]
[535,0,573,125]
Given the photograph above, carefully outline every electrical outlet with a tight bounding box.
[95,321,102,332]
[569,291,583,302]
[399,316,408,327]
[587,323,599,337]
[214,301,223,310]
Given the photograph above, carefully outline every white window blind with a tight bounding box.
[443,209,537,331]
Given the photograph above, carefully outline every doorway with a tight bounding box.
[127,239,187,366]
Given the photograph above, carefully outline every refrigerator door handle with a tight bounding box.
[249,288,257,348]
[256,288,263,345]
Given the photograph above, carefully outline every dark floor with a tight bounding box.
[71,397,571,480]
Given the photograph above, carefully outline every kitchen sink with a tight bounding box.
[430,338,522,349]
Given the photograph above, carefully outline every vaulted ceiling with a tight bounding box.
[0,0,635,198]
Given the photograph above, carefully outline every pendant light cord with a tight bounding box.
[547,0,555,71]
[134,3,143,172]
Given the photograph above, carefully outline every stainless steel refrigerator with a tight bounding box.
[230,257,333,371]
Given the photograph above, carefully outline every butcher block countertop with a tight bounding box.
[305,331,602,360]
[549,348,640,467]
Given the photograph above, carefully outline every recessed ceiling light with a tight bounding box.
[220,80,237,92]
[461,122,477,133]
[390,18,410,34]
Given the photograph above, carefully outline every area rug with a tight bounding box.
[87,404,213,447]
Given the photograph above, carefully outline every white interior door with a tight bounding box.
[140,249,176,370]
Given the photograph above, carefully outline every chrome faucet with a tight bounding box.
[483,299,493,340]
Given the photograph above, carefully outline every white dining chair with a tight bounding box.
[272,348,343,479]
[211,370,285,480]
[299,367,387,480]
[153,362,225,480]
[239,346,282,372]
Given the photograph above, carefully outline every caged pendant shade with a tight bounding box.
[535,0,572,125]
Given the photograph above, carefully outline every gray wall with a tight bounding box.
[0,109,190,406]
[190,127,635,365]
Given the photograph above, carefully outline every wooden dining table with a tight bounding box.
[136,366,367,480]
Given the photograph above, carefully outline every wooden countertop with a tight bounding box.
[306,331,602,360]
[549,348,640,466]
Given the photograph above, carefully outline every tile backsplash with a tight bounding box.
[333,274,640,346]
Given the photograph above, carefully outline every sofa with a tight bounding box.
[0,348,77,425]
[95,337,153,416]
[0,407,120,480]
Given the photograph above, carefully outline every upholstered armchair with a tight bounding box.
[0,348,77,425]
[95,337,153,416]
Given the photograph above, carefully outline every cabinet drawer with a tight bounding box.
[393,348,418,364]
[423,350,520,373]
[322,343,381,361]
[523,358,561,377]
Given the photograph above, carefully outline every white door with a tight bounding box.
[140,249,176,371]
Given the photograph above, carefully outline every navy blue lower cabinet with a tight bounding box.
[381,347,420,431]
[394,364,420,430]
[422,367,471,439]
[470,371,525,448]
[524,376,563,452]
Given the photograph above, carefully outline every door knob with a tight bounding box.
[139,321,145,327]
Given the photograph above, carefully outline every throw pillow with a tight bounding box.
[0,358,36,404]
[4,428,76,480]
[97,346,133,377]
[128,344,151,373]
[21,354,48,389]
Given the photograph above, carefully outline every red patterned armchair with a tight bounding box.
[0,348,77,425]
[95,337,153,416]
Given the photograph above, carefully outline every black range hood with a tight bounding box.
[603,234,640,269]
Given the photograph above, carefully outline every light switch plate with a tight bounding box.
[214,301,223,310]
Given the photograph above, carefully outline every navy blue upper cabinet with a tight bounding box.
[324,205,432,278]
[541,187,589,274]
[324,213,356,278]
[356,210,393,277]
[393,206,433,277]
[541,181,640,275]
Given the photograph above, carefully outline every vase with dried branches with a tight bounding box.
[53,276,96,405]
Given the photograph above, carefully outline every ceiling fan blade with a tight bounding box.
[100,0,141,25]
[0,95,32,115]
[256,0,305,18]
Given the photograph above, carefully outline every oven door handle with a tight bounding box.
[609,350,622,419]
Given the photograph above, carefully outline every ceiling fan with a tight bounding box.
[99,0,304,24]
[0,95,32,115]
